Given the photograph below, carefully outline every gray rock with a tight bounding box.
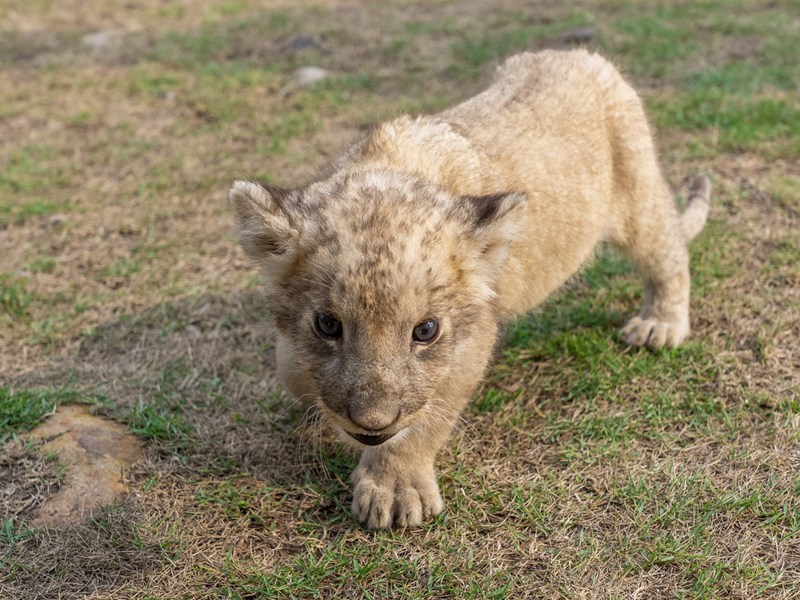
[285,36,328,54]
[295,66,329,87]
[560,27,596,45]
[81,30,122,51]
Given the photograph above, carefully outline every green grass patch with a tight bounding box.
[473,388,521,413]
[492,247,725,463]
[0,274,33,317]
[0,143,72,226]
[195,480,274,525]
[766,232,800,272]
[25,257,57,274]
[686,61,798,95]
[223,533,515,598]
[103,258,140,280]
[503,250,636,354]
[611,464,799,594]
[770,177,800,216]
[0,518,36,565]
[125,396,194,446]
[259,110,321,156]
[610,1,741,79]
[148,11,300,68]
[613,8,699,78]
[121,362,196,448]
[0,199,66,227]
[0,388,83,443]
[0,144,73,194]
[650,91,800,158]
[689,219,739,296]
[25,315,69,347]
[450,10,593,79]
[256,77,374,155]
[127,66,187,98]
[628,2,800,160]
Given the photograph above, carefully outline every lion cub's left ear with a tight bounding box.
[455,191,527,299]
[229,180,304,283]
[461,191,527,266]
[464,192,527,230]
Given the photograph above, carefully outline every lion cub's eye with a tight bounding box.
[412,318,439,344]
[315,312,343,340]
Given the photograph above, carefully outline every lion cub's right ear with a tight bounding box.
[229,180,302,282]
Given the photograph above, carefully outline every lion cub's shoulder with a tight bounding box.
[339,115,487,195]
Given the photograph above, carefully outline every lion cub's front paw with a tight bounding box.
[620,315,689,349]
[351,461,443,529]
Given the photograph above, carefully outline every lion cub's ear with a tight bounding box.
[464,192,527,231]
[229,180,303,282]
[453,192,527,300]
[461,192,527,270]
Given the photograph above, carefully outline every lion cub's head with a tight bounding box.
[230,170,524,447]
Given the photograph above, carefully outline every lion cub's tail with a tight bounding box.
[680,174,711,242]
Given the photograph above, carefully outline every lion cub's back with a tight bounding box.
[441,50,637,315]
[495,49,620,91]
[443,49,623,152]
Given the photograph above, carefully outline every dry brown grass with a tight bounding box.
[2,0,799,598]
[1,440,62,522]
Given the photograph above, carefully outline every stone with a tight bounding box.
[295,66,329,87]
[559,27,596,45]
[285,36,328,54]
[47,213,68,227]
[26,405,144,528]
[81,30,121,51]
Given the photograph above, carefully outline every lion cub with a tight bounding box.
[230,50,710,529]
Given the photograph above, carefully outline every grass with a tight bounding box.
[450,9,595,78]
[650,92,800,159]
[126,396,194,448]
[0,275,33,318]
[0,144,73,226]
[0,388,109,444]
[226,537,516,598]
[102,258,140,280]
[0,199,66,227]
[1,0,799,598]
[0,388,62,444]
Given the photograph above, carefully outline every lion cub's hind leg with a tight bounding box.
[615,175,711,349]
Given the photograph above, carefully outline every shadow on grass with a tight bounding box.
[3,289,360,597]
[9,288,353,486]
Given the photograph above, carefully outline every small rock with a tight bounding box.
[81,30,122,51]
[295,66,329,87]
[285,36,328,54]
[47,213,68,227]
[560,27,596,45]
[26,405,145,528]
[117,218,140,236]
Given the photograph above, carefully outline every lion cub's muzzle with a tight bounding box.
[342,405,404,446]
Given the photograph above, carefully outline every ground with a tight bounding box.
[1,0,799,598]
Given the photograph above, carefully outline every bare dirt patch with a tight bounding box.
[24,405,145,527]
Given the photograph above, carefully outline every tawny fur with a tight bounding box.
[230,50,711,529]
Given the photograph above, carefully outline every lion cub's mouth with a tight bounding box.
[346,431,397,446]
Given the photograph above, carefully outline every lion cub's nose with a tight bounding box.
[347,404,400,433]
